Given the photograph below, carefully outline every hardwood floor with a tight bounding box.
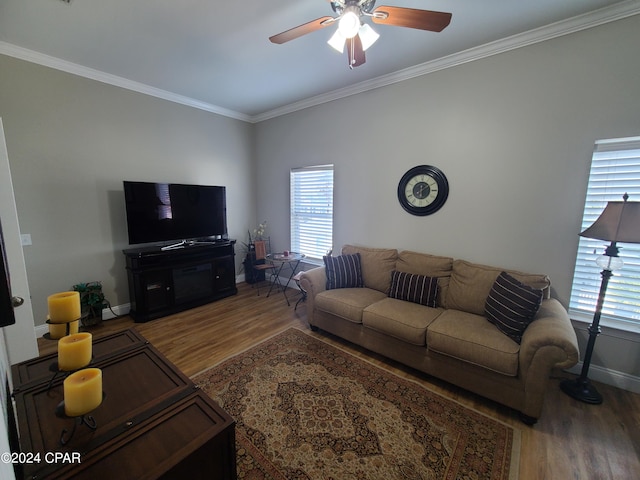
[38,282,640,479]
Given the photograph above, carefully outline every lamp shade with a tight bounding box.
[328,23,379,54]
[580,196,640,244]
[327,29,346,52]
[358,24,379,51]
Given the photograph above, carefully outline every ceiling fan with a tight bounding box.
[269,0,452,68]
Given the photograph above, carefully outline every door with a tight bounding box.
[0,118,39,365]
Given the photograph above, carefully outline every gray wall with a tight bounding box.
[0,55,255,327]
[0,15,639,389]
[254,15,640,385]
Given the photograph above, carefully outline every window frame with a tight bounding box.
[290,165,334,264]
[569,136,640,334]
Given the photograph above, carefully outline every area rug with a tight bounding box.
[193,328,520,480]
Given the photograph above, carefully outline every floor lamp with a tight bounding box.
[561,193,640,404]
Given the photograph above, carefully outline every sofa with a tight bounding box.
[299,245,579,424]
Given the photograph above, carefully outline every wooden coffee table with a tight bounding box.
[11,330,236,480]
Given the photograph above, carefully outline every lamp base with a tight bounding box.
[560,377,603,405]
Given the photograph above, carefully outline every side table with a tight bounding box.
[266,252,305,306]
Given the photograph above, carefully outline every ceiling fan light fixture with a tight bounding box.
[358,23,379,51]
[270,1,453,69]
[327,29,346,53]
[338,8,360,38]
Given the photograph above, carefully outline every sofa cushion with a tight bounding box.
[363,298,443,346]
[342,245,398,294]
[396,251,453,306]
[446,259,550,315]
[427,309,521,376]
[485,271,543,344]
[324,253,364,290]
[389,271,438,307]
[315,288,387,324]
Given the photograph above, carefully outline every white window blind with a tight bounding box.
[569,137,640,331]
[290,165,334,261]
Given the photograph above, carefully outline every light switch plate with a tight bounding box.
[20,234,32,246]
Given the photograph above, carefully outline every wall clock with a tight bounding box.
[397,165,449,216]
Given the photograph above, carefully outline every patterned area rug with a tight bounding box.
[193,328,520,480]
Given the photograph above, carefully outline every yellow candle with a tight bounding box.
[58,332,92,371]
[48,319,80,340]
[48,291,81,323]
[64,368,103,417]
[68,320,80,335]
[49,322,67,340]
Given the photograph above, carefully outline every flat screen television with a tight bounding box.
[123,181,227,246]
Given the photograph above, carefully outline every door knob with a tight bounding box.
[11,296,24,308]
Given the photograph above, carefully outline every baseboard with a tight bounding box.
[34,303,131,339]
[103,302,130,320]
[565,362,640,394]
[34,323,48,339]
[236,274,301,291]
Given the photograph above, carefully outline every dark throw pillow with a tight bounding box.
[324,253,364,290]
[485,271,543,344]
[388,270,438,307]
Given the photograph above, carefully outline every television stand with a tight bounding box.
[123,241,237,322]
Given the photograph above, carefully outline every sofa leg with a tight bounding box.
[519,412,538,425]
[309,324,319,332]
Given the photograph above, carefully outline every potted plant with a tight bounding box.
[72,281,107,326]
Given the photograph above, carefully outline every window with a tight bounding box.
[290,165,334,262]
[569,136,640,332]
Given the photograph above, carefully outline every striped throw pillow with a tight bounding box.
[388,271,438,307]
[324,253,364,290]
[485,271,543,344]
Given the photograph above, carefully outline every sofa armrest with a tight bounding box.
[299,267,326,326]
[518,298,579,417]
[520,299,579,372]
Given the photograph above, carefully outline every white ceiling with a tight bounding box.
[1,0,638,122]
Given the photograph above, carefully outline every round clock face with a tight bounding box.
[397,165,449,216]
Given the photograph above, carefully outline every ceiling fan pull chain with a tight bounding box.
[349,37,355,68]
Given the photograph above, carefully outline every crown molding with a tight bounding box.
[252,0,640,122]
[0,41,252,123]
[1,1,638,124]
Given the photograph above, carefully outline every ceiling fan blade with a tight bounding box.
[346,34,365,68]
[372,6,452,32]
[269,16,335,44]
